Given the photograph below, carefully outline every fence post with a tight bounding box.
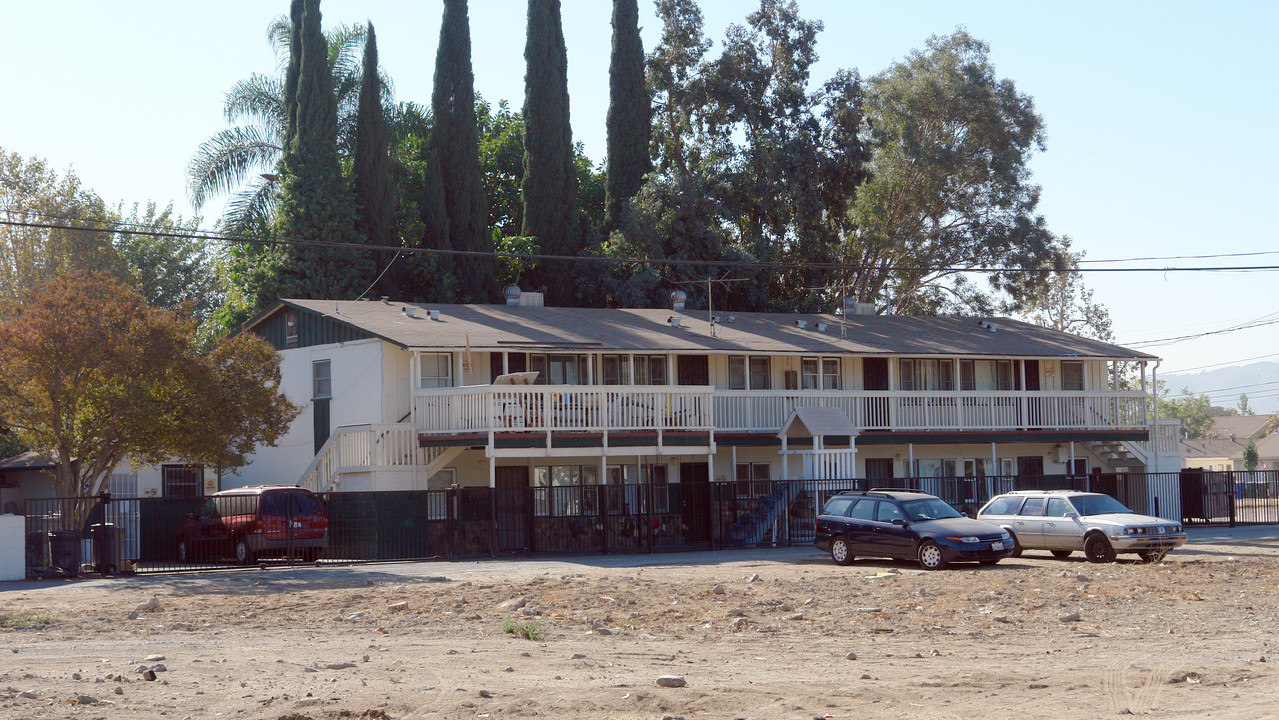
[1229,492,1236,528]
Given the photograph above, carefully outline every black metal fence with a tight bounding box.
[21,469,1279,577]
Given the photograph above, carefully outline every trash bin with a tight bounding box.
[25,531,49,578]
[91,523,121,574]
[49,529,81,576]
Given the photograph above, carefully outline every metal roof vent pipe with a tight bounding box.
[843,298,877,316]
[503,284,522,306]
[670,289,687,312]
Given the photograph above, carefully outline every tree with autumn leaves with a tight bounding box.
[0,273,298,516]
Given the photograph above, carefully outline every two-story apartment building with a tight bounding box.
[227,293,1181,511]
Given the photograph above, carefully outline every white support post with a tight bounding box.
[502,351,509,375]
[488,454,496,489]
[454,352,464,389]
[1069,441,1076,474]
[908,443,914,475]
[990,442,998,479]
[667,355,676,386]
[781,435,789,481]
[587,353,594,385]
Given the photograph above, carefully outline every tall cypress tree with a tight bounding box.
[431,0,493,302]
[281,0,303,164]
[604,0,651,230]
[353,21,394,296]
[522,0,578,296]
[276,0,367,300]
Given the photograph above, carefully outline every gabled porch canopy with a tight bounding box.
[778,407,860,481]
[778,407,859,449]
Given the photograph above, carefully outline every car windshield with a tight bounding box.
[901,498,963,521]
[1071,494,1133,516]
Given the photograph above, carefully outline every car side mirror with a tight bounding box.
[1065,511,1079,518]
[891,518,908,527]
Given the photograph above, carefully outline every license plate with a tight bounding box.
[291,521,303,529]
[991,541,1004,551]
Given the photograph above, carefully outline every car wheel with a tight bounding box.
[1051,550,1073,559]
[830,536,854,566]
[1138,549,1168,563]
[235,538,256,566]
[917,540,947,571]
[177,538,190,564]
[1007,532,1023,558]
[1084,533,1116,563]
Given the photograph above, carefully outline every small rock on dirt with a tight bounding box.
[845,652,857,660]
[136,597,161,612]
[388,602,408,612]
[498,597,527,610]
[143,654,165,662]
[75,694,98,705]
[711,584,726,595]
[656,675,687,688]
[746,573,760,583]
[1058,612,1082,623]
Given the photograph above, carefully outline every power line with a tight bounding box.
[11,215,1279,276]
[1080,249,1279,263]
[1163,352,1279,375]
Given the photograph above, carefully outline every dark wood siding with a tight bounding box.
[252,306,377,350]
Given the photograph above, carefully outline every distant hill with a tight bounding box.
[1163,361,1279,413]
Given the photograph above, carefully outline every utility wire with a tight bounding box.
[9,216,1279,276]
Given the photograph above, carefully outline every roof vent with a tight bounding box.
[795,319,807,329]
[670,290,687,312]
[977,319,998,333]
[667,315,682,328]
[503,284,522,306]
[518,291,544,307]
[402,307,417,319]
[815,322,827,333]
[380,296,390,304]
[726,315,736,324]
[428,309,441,321]
[842,299,877,316]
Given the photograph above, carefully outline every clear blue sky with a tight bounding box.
[4,1,1278,403]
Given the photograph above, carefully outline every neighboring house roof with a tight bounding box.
[1181,432,1279,462]
[1203,414,1278,441]
[248,299,1157,360]
[0,451,53,471]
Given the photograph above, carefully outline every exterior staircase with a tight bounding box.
[300,423,444,493]
[724,483,798,546]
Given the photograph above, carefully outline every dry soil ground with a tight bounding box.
[1,536,1277,720]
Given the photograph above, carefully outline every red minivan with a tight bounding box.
[176,486,328,564]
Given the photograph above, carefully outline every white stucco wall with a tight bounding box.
[224,338,392,489]
[0,514,24,581]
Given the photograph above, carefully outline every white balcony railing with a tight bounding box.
[411,386,1149,436]
[412,385,716,435]
[714,390,1149,433]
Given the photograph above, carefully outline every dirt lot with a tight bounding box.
[1,538,1277,720]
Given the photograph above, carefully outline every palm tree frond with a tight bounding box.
[187,126,283,210]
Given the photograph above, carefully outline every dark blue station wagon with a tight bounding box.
[815,490,1014,570]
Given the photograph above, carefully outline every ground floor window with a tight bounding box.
[162,465,202,498]
[735,462,771,496]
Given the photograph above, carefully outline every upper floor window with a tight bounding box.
[1061,361,1085,391]
[802,357,841,390]
[312,360,332,398]
[728,356,771,390]
[529,354,588,385]
[899,359,954,391]
[284,310,300,349]
[959,359,1012,391]
[632,355,667,385]
[419,352,453,388]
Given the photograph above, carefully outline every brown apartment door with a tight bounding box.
[862,358,890,428]
[1017,456,1045,482]
[678,462,711,545]
[1023,360,1042,427]
[495,467,531,552]
[677,355,710,385]
[864,458,894,490]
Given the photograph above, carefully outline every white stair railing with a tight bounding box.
[298,423,421,493]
